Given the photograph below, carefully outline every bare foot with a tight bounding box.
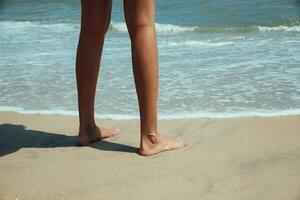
[78,124,121,146]
[139,133,188,156]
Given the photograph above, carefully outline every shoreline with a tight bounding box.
[1,107,300,120]
[1,111,300,199]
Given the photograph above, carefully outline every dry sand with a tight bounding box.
[0,111,300,200]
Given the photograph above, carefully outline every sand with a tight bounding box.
[0,111,300,200]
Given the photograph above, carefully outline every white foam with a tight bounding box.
[154,23,197,33]
[1,20,196,34]
[0,106,79,116]
[0,106,137,120]
[258,25,300,32]
[281,40,300,44]
[109,21,197,34]
[2,20,300,34]
[1,106,300,120]
[109,21,128,32]
[157,109,300,119]
[170,40,234,47]
[1,20,78,29]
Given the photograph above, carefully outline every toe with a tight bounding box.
[115,128,121,134]
[111,128,121,137]
[177,137,188,146]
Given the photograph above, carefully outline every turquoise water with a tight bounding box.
[0,0,300,119]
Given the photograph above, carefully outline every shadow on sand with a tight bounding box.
[0,123,138,157]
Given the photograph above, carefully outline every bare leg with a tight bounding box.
[76,0,120,146]
[124,0,187,156]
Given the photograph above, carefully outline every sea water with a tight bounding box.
[0,0,300,119]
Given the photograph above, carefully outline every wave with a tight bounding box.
[1,20,300,34]
[169,40,234,47]
[109,21,300,34]
[109,21,197,33]
[1,106,300,120]
[257,25,300,32]
[0,20,79,30]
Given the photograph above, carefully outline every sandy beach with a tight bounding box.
[0,111,299,199]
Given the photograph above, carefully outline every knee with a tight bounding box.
[125,14,155,35]
[80,19,111,37]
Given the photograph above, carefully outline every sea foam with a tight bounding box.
[1,106,300,120]
[2,20,300,34]
[257,25,300,32]
[169,40,234,48]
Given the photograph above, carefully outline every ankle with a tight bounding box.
[79,122,97,132]
[141,132,159,146]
